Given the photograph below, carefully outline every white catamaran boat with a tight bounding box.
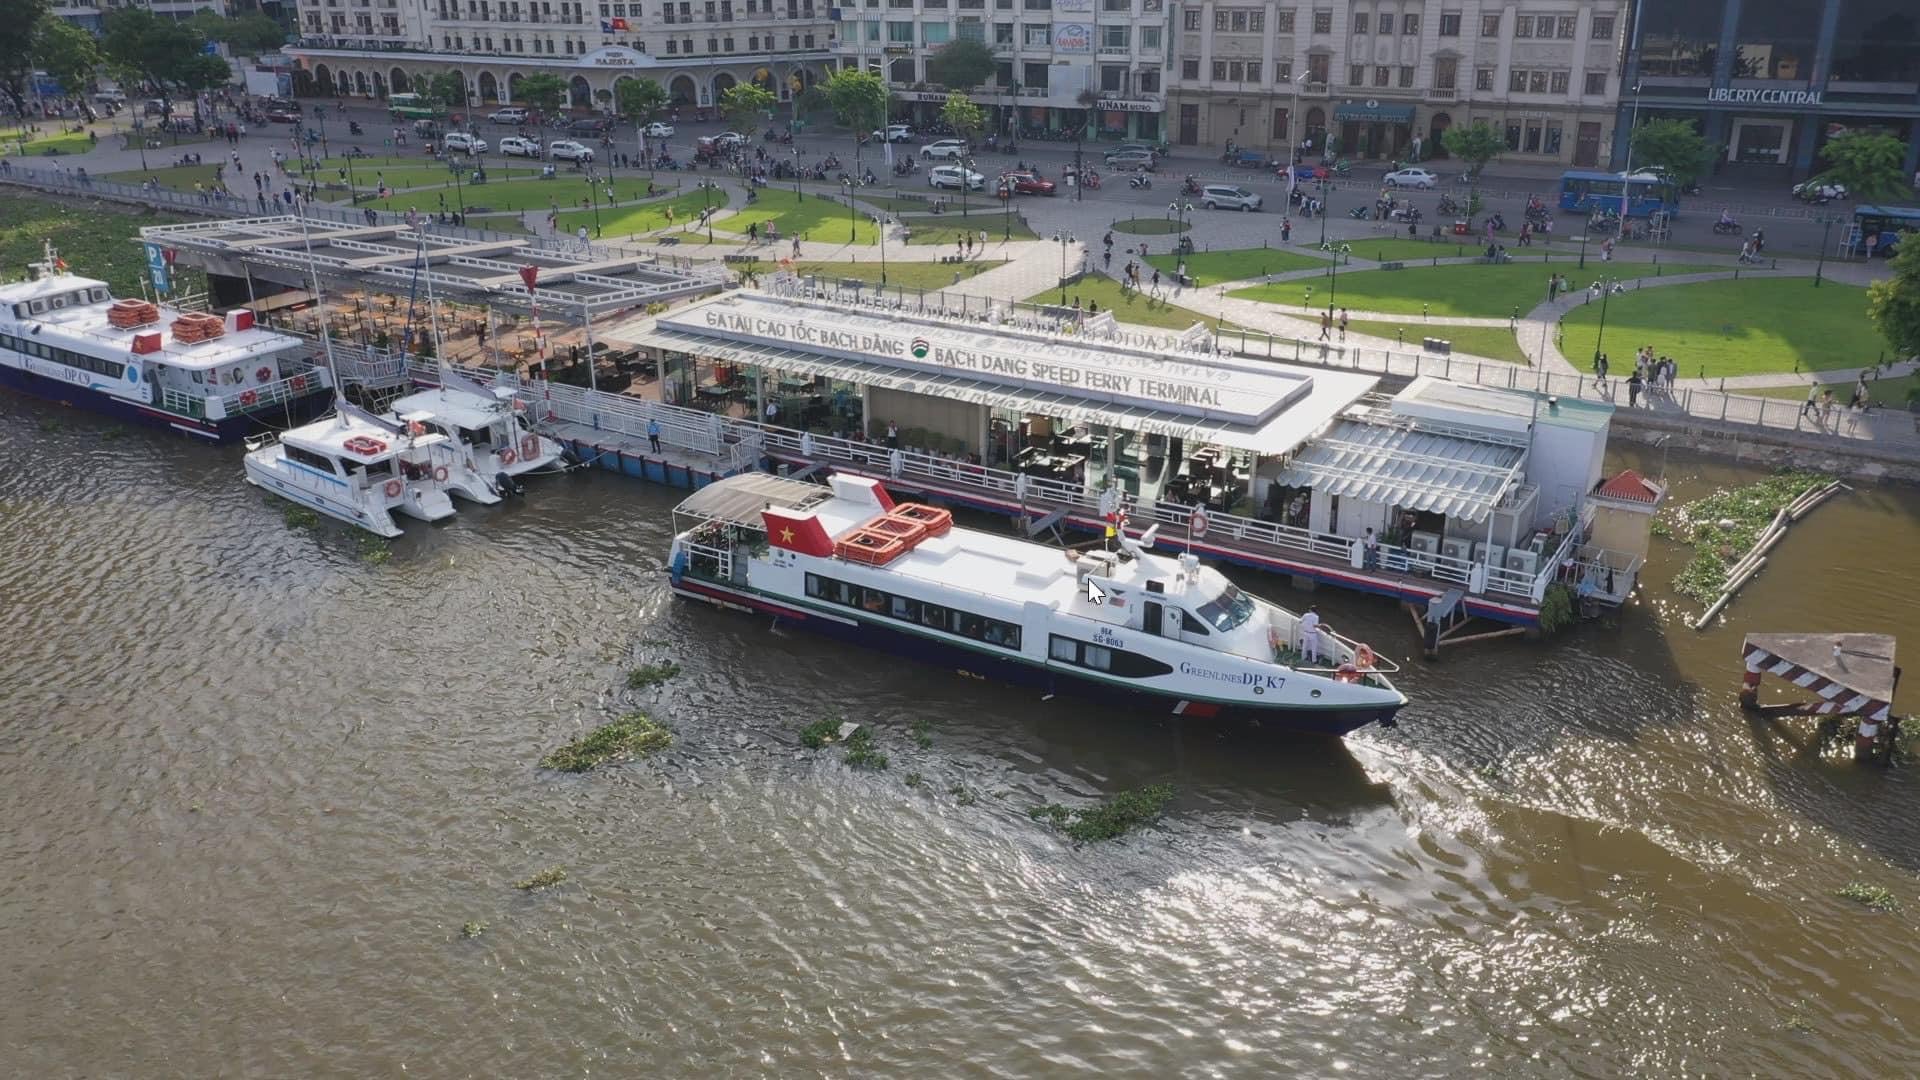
[669,474,1406,735]
[0,243,331,441]
[243,403,458,537]
[384,370,565,504]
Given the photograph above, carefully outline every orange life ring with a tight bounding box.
[500,448,517,465]
[1189,509,1209,537]
[238,389,257,407]
[1335,663,1361,684]
[256,366,273,383]
[1354,644,1376,670]
[343,435,388,455]
[383,479,402,498]
[433,465,449,483]
[408,420,427,437]
[521,434,539,459]
[290,375,307,392]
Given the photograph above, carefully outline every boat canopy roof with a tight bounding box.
[673,472,832,528]
[283,413,449,461]
[390,386,512,430]
[1273,411,1528,523]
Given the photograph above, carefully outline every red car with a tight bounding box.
[1000,170,1057,195]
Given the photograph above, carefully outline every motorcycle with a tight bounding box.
[821,154,841,171]
[1390,206,1422,225]
[893,159,917,176]
[1486,212,1507,232]
[1347,205,1370,219]
[1711,218,1742,235]
[1128,174,1152,190]
[1182,175,1202,195]
[1436,194,1460,215]
[348,121,363,136]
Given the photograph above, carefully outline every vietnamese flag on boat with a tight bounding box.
[763,507,834,557]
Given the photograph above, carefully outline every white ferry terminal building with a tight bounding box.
[557,281,1639,628]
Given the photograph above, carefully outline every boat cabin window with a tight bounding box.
[1179,609,1212,635]
[343,457,394,480]
[803,571,1021,650]
[283,444,338,475]
[0,332,126,379]
[1193,581,1256,632]
[459,425,491,446]
[1047,634,1175,678]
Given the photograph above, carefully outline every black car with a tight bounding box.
[567,117,612,136]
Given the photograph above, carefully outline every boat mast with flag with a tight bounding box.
[668,473,1406,735]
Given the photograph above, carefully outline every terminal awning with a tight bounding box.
[1272,418,1525,522]
[630,327,1352,455]
[1334,102,1415,123]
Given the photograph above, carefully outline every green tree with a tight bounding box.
[512,71,568,115]
[926,39,995,91]
[0,0,52,120]
[1441,121,1504,221]
[422,70,468,113]
[32,16,99,100]
[1812,130,1909,204]
[824,67,888,136]
[1866,240,1920,364]
[615,76,668,123]
[939,90,983,143]
[719,81,775,130]
[102,9,229,102]
[1628,117,1713,189]
[794,84,829,120]
[188,11,289,55]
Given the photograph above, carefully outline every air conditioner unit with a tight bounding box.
[1439,537,1472,563]
[1408,530,1439,570]
[1505,549,1540,575]
[1473,542,1506,568]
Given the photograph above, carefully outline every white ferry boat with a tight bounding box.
[385,371,565,504]
[0,243,330,441]
[243,403,458,537]
[668,474,1406,735]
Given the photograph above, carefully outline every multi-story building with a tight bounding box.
[1167,1,1627,167]
[1622,0,1920,181]
[51,0,237,33]
[284,0,837,116]
[830,0,1174,142]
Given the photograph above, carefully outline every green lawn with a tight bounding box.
[708,189,879,245]
[1143,246,1327,285]
[559,190,731,238]
[1111,217,1189,235]
[1558,277,1875,378]
[0,190,192,298]
[1025,276,1220,331]
[1234,261,1662,319]
[102,164,231,191]
[372,174,700,215]
[734,258,1004,290]
[899,216,1039,245]
[1747,374,1918,406]
[1342,318,1530,363]
[1337,236,1503,263]
[0,128,96,157]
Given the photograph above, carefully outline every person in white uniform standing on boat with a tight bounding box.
[1298,605,1323,664]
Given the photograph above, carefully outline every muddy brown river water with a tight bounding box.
[2,394,1916,1077]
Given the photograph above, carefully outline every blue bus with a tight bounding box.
[1558,170,1679,218]
[1849,205,1920,257]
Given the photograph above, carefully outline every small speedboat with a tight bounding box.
[386,370,565,504]
[243,402,457,537]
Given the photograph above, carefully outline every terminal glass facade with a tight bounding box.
[1831,0,1920,84]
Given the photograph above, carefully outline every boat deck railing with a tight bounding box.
[210,367,325,418]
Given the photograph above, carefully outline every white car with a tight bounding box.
[498,136,542,157]
[872,124,914,143]
[713,131,748,149]
[1383,167,1438,189]
[1792,180,1847,203]
[1200,184,1262,211]
[642,121,675,138]
[443,132,489,154]
[488,107,528,124]
[928,165,985,191]
[920,139,969,160]
[548,139,595,162]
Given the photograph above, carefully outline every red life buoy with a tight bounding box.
[383,479,402,498]
[239,389,258,407]
[521,434,539,459]
[408,420,426,437]
[256,366,273,383]
[343,435,388,456]
[290,375,307,392]
[433,465,449,483]
[500,448,517,465]
[1189,509,1209,537]
[1354,644,1376,670]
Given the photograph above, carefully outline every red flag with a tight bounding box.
[763,507,833,557]
[518,265,540,289]
[611,16,628,28]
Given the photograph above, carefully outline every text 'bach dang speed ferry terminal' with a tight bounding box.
[669,473,1406,736]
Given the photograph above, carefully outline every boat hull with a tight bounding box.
[242,457,406,538]
[672,576,1401,736]
[0,361,332,443]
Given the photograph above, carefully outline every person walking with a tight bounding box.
[1801,381,1822,420]
[1338,307,1350,342]
[1627,369,1643,408]
[1319,310,1332,341]
[1820,389,1837,430]
[1150,268,1162,297]
[1281,217,1292,243]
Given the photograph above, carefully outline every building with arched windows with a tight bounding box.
[286,0,834,117]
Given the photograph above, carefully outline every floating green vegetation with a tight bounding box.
[1836,882,1900,913]
[356,534,392,564]
[540,712,673,772]
[1655,470,1828,604]
[799,716,843,749]
[625,660,682,689]
[460,920,488,939]
[904,771,924,788]
[1537,582,1575,636]
[910,716,935,749]
[842,727,888,771]
[513,867,568,891]
[948,783,977,806]
[1029,784,1176,843]
[282,504,320,529]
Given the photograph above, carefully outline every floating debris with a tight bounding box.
[1030,784,1176,843]
[798,716,844,749]
[1654,471,1829,605]
[282,505,320,529]
[460,920,488,939]
[841,727,888,771]
[540,712,673,772]
[513,867,568,891]
[910,717,935,749]
[948,783,977,806]
[1836,882,1899,913]
[356,535,392,565]
[903,771,924,788]
[625,660,682,689]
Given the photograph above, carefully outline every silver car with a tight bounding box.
[1106,150,1157,172]
[1200,184,1262,211]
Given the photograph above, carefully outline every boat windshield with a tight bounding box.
[1194,582,1256,632]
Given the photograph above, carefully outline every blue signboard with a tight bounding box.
[144,243,171,295]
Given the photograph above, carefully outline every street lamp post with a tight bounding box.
[447,156,466,214]
[1317,177,1328,247]
[1003,179,1013,240]
[961,155,973,219]
[792,147,801,204]
[1815,215,1835,287]
[587,171,603,237]
[1575,232,1589,270]
[1593,276,1617,364]
[1054,230,1073,303]
[315,105,329,160]
[843,177,856,242]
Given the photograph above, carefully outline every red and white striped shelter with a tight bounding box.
[1739,632,1898,723]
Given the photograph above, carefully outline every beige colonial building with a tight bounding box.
[1167,0,1626,166]
[285,0,837,117]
